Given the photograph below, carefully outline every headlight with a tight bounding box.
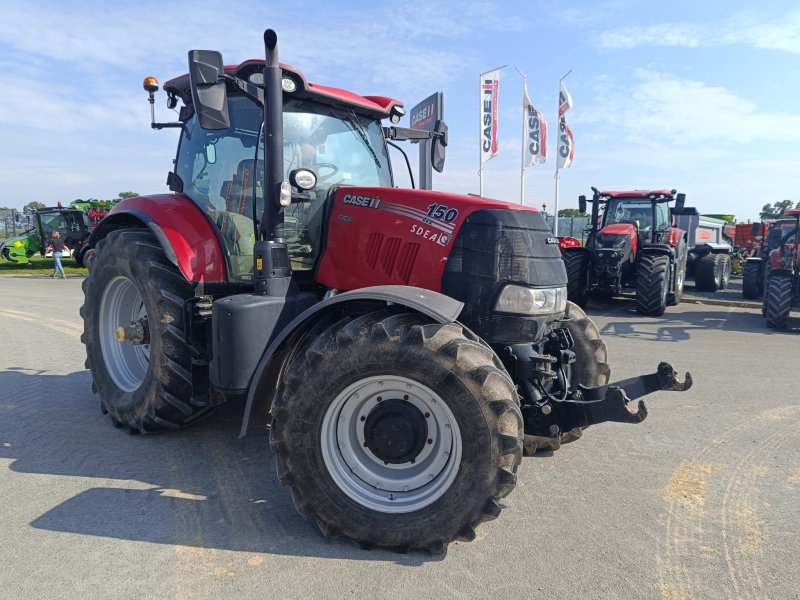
[495,285,567,315]
[595,234,628,251]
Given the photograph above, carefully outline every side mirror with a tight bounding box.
[188,50,230,130]
[578,195,587,214]
[431,120,448,173]
[674,192,686,213]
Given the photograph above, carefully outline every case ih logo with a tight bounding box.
[343,194,381,209]
[411,102,434,130]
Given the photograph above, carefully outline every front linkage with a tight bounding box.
[503,326,692,450]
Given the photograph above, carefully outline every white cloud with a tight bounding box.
[597,10,800,54]
[577,68,800,145]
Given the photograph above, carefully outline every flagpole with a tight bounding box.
[515,67,526,205]
[479,71,483,196]
[479,65,507,197]
[553,69,572,237]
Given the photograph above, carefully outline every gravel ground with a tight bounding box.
[0,274,798,600]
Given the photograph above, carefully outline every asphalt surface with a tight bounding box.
[0,274,797,600]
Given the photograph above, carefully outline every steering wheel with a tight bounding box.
[308,163,339,184]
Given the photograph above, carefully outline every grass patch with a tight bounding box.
[0,255,88,276]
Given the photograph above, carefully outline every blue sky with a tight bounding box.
[1,0,798,221]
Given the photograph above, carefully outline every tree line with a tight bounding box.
[0,192,139,215]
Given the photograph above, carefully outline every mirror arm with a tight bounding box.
[151,122,183,130]
[224,74,265,106]
[383,126,441,142]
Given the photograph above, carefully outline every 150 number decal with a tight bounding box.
[426,203,459,222]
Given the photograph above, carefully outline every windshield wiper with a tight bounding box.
[345,110,381,168]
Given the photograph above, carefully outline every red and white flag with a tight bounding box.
[523,82,547,166]
[480,69,501,164]
[557,81,574,169]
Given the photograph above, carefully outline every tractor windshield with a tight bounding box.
[604,199,668,233]
[175,95,392,281]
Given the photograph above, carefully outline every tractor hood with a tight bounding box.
[316,186,557,293]
[600,223,637,238]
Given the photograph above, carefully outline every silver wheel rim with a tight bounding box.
[99,276,150,392]
[320,375,462,514]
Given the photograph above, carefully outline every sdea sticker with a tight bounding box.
[411,225,451,246]
[343,194,381,209]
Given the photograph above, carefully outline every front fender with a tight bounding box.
[89,194,227,283]
[239,285,464,436]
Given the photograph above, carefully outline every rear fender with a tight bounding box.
[88,194,227,284]
[239,286,464,437]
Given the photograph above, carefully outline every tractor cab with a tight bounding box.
[768,209,800,273]
[594,192,673,250]
[170,91,392,280]
[34,207,89,255]
[158,60,442,284]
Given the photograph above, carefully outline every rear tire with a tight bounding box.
[81,229,211,432]
[270,309,523,553]
[765,276,792,329]
[562,250,589,308]
[668,244,687,306]
[636,254,669,316]
[695,253,723,291]
[719,254,731,289]
[742,260,762,299]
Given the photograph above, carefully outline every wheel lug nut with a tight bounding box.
[427,438,433,445]
[424,412,430,418]
[360,416,365,421]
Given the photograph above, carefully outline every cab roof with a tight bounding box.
[164,59,403,119]
[600,189,677,199]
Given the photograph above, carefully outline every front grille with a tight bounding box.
[442,209,566,344]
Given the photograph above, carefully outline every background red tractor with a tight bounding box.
[80,30,690,553]
[762,209,799,328]
[560,189,688,316]
[742,217,797,299]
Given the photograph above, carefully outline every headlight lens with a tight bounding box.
[495,285,567,315]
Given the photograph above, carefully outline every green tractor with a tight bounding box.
[0,206,91,266]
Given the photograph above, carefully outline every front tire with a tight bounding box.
[81,229,211,432]
[636,254,669,316]
[765,276,792,329]
[742,260,763,299]
[562,250,590,308]
[270,309,523,553]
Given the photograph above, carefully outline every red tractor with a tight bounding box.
[560,189,688,316]
[742,217,797,299]
[80,30,690,553]
[762,209,799,328]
